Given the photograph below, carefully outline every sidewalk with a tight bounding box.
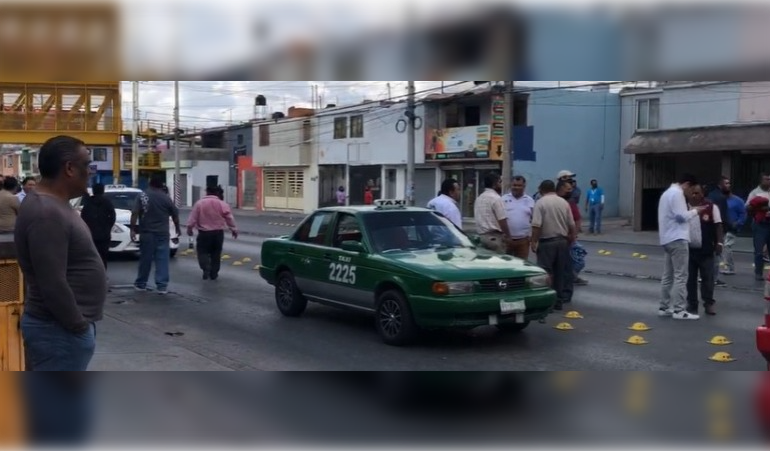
[216,208,756,254]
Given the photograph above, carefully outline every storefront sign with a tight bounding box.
[425,125,493,161]
[489,95,506,159]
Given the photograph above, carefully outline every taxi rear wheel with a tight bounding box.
[375,290,418,346]
[276,271,307,317]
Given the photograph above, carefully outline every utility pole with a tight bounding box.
[387,83,392,101]
[174,81,181,207]
[131,81,139,188]
[502,80,514,189]
[406,81,416,205]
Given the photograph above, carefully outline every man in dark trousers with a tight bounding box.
[187,185,239,280]
[687,183,723,316]
[531,180,577,311]
[80,183,116,269]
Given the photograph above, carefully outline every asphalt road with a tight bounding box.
[91,235,767,371]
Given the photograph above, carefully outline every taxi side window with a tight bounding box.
[294,212,333,245]
[332,214,363,248]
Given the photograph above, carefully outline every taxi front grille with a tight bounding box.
[477,277,527,293]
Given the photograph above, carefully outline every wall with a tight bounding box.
[251,118,313,167]
[317,104,426,165]
[513,89,622,217]
[90,146,115,171]
[618,82,743,217]
[739,81,770,122]
[225,124,254,188]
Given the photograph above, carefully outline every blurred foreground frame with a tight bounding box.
[0,1,121,81]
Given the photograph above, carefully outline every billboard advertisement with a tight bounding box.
[425,125,495,161]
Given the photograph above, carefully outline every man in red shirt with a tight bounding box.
[186,185,239,280]
[364,186,374,205]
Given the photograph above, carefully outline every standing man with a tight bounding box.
[130,174,181,295]
[80,183,117,269]
[747,173,770,281]
[187,185,239,281]
[557,180,588,286]
[558,170,581,206]
[16,176,36,204]
[658,173,707,320]
[502,175,535,260]
[14,135,106,370]
[711,178,746,276]
[686,183,723,317]
[531,180,577,311]
[585,179,605,235]
[708,177,738,284]
[0,177,20,234]
[474,172,511,254]
[427,178,462,229]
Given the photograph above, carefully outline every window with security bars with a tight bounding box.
[287,171,304,198]
[264,171,287,197]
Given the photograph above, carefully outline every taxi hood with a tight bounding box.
[379,247,545,281]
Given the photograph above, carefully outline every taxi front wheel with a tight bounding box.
[375,290,418,346]
[275,271,307,317]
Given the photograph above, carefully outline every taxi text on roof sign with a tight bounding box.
[374,199,407,209]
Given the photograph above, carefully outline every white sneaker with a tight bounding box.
[658,308,673,317]
[672,311,699,320]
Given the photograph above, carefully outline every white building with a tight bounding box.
[316,101,426,209]
[163,147,230,207]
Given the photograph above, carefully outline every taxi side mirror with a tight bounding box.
[341,240,367,254]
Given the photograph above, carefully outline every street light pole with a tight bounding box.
[406,81,416,205]
[174,81,181,207]
[131,81,139,187]
[502,80,514,188]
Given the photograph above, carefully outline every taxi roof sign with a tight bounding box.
[105,184,127,190]
[374,199,407,209]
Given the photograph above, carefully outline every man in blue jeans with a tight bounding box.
[585,179,605,234]
[14,136,105,444]
[130,175,181,294]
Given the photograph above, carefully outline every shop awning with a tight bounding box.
[624,123,770,155]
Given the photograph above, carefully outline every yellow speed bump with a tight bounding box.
[253,265,261,270]
[233,261,243,266]
[709,352,736,363]
[564,311,583,319]
[708,336,732,346]
[639,255,648,259]
[221,255,231,260]
[628,322,652,332]
[625,335,649,345]
[554,322,574,331]
[632,253,640,257]
[598,250,608,255]
[242,257,252,263]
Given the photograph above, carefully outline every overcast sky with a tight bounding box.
[121,81,611,132]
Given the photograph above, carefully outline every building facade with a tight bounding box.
[163,147,231,207]
[619,81,767,231]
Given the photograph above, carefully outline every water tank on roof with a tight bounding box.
[325,104,336,109]
[272,112,285,120]
[255,95,267,106]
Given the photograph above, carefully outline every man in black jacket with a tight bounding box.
[81,183,117,269]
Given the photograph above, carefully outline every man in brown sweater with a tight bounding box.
[0,176,19,233]
[14,135,106,371]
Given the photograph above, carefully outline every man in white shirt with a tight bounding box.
[502,175,535,260]
[16,176,36,203]
[474,172,511,254]
[427,179,462,229]
[658,173,708,320]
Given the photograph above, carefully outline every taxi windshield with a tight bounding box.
[104,192,139,211]
[362,211,474,254]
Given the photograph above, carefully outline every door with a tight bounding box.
[287,211,335,297]
[322,213,374,311]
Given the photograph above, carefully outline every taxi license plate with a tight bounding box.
[500,300,526,315]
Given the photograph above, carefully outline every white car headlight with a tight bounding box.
[526,275,550,289]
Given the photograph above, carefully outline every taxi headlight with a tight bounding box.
[527,275,550,289]
[432,281,475,296]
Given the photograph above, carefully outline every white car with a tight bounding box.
[71,185,180,258]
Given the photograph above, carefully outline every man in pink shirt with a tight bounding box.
[186,186,239,280]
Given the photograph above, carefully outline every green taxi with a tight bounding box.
[259,200,557,346]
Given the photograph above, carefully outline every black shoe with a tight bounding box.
[552,302,563,311]
[203,272,209,280]
[715,280,727,287]
[210,273,218,281]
